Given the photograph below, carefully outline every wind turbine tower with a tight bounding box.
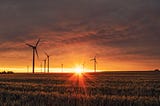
[90,56,97,72]
[61,64,63,72]
[43,59,46,73]
[26,39,40,74]
[27,66,29,73]
[83,63,85,72]
[44,52,50,73]
[40,62,42,73]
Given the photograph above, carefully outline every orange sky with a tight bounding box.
[0,38,159,72]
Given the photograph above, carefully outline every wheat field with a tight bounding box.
[0,72,160,106]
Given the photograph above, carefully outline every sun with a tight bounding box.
[75,67,83,74]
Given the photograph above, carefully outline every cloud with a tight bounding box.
[0,0,160,70]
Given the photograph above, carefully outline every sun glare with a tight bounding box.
[75,67,82,74]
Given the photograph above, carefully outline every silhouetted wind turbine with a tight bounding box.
[61,64,63,72]
[27,65,29,73]
[82,63,85,72]
[40,62,42,73]
[26,39,40,74]
[90,56,97,72]
[44,52,50,73]
[43,59,46,73]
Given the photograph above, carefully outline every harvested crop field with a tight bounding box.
[0,72,160,106]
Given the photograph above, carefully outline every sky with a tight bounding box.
[0,0,160,72]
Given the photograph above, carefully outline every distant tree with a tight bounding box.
[154,69,159,72]
[1,71,6,74]
[7,71,14,74]
[0,71,14,74]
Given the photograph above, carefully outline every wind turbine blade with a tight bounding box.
[26,43,34,48]
[44,51,48,56]
[36,39,40,46]
[35,49,39,59]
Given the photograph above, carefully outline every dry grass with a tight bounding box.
[0,71,160,106]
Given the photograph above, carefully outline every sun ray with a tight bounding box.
[75,67,83,74]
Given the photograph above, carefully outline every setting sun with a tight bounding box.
[75,67,83,74]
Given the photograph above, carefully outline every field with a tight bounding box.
[0,71,160,106]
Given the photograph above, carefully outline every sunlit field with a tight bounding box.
[0,71,160,106]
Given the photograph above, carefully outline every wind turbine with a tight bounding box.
[90,56,97,72]
[44,52,50,73]
[27,65,29,73]
[61,64,63,72]
[40,62,42,73]
[43,59,46,73]
[82,63,85,72]
[26,39,40,74]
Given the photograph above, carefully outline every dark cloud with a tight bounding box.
[0,0,160,70]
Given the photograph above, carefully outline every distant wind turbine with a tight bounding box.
[26,39,40,74]
[61,64,63,72]
[90,56,97,72]
[43,59,46,73]
[27,65,29,73]
[40,62,42,73]
[82,63,85,72]
[44,52,50,73]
